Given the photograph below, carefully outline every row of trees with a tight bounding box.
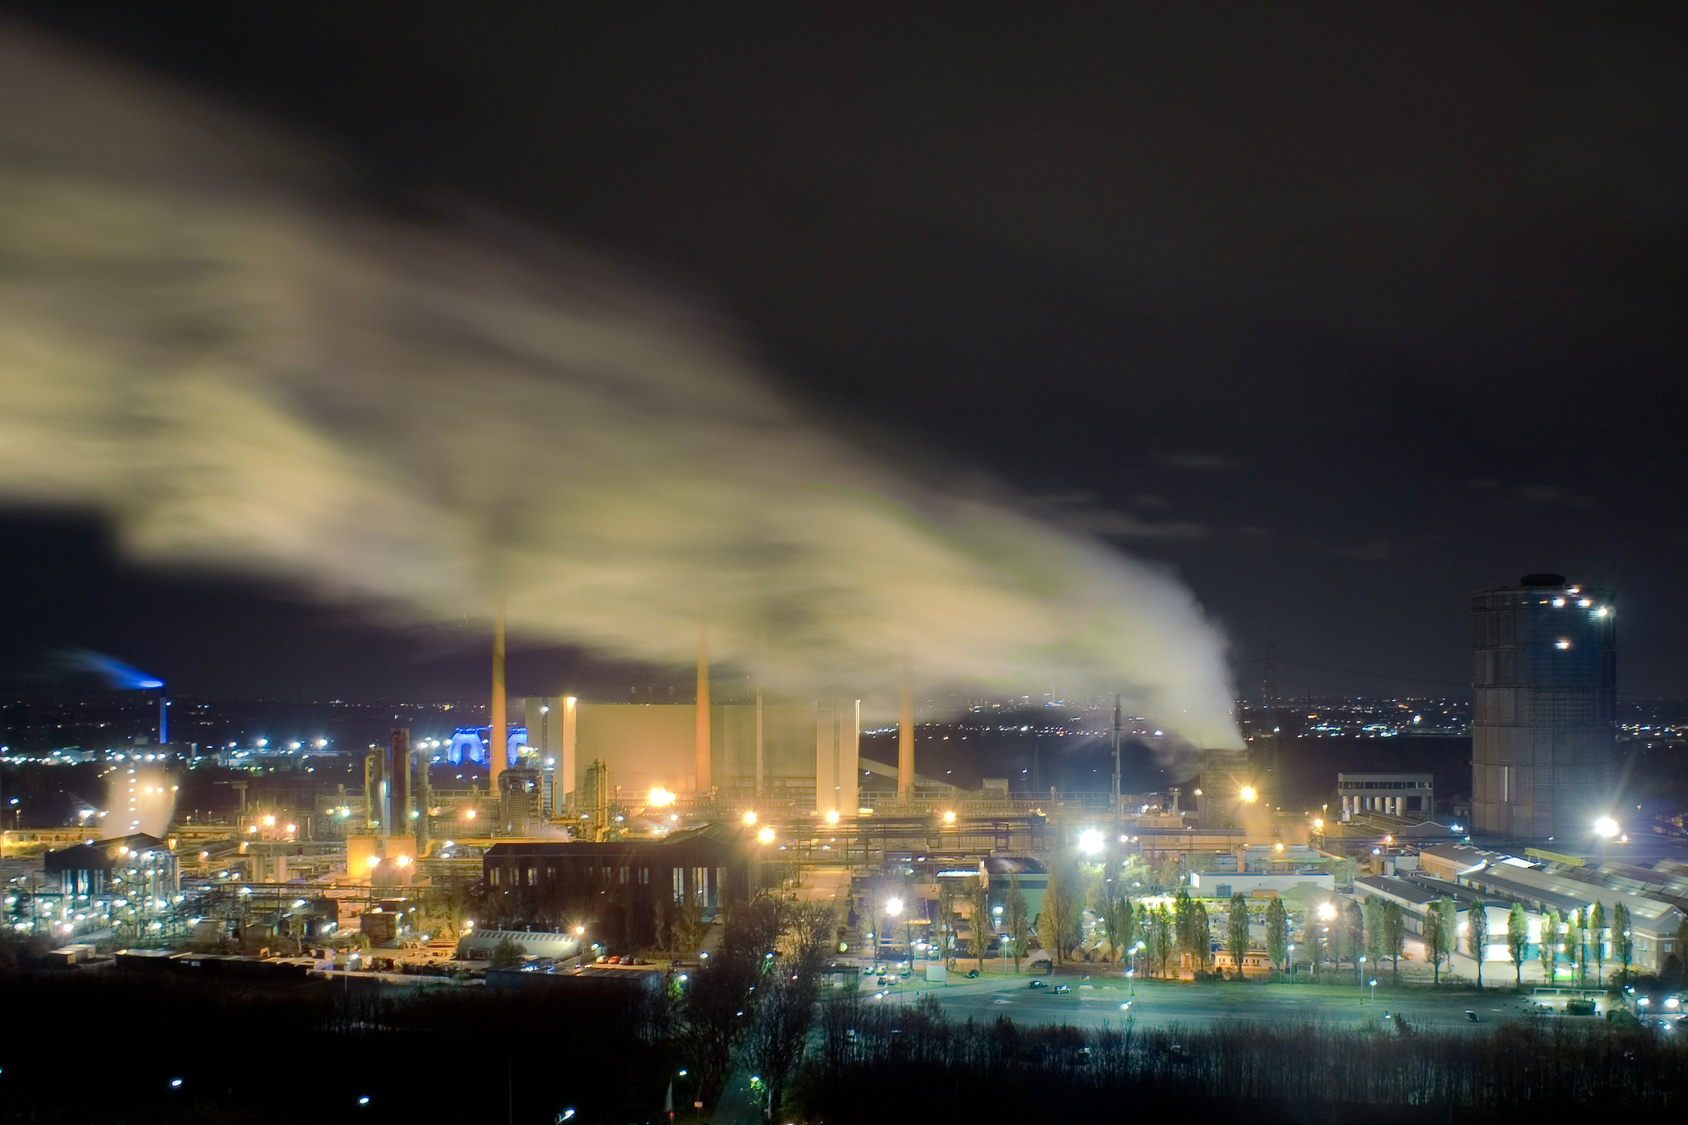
[681,896,837,1121]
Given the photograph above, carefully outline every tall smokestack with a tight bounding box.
[695,624,711,792]
[898,660,914,800]
[389,728,410,838]
[490,602,507,790]
[158,687,168,746]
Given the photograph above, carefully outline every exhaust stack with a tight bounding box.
[695,625,711,792]
[489,602,506,789]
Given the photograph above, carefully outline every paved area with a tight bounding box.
[873,972,1560,1032]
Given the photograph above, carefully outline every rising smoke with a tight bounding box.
[0,25,1242,749]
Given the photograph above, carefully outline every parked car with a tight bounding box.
[1028,979,1047,989]
[966,969,980,978]
[1465,1010,1479,1023]
[1053,984,1072,994]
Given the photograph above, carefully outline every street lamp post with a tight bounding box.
[1369,977,1377,1006]
[1287,943,1296,983]
[886,896,903,969]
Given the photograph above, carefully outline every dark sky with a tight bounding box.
[2,2,1685,702]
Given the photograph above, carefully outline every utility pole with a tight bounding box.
[1111,694,1123,836]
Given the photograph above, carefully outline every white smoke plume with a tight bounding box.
[0,26,1242,749]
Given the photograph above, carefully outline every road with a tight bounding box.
[873,972,1550,1032]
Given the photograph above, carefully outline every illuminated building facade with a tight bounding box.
[1471,574,1616,838]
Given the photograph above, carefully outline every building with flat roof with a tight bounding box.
[1338,773,1433,820]
[1471,574,1617,838]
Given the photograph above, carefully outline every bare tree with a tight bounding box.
[968,875,992,972]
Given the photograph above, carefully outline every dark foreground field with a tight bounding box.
[2,970,1683,1124]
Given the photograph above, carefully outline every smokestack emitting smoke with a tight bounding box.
[62,650,167,745]
[0,27,1242,749]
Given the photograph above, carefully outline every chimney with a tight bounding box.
[898,661,915,800]
[489,603,507,790]
[389,728,410,839]
[695,625,711,792]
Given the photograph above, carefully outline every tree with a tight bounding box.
[1383,901,1405,982]
[936,879,960,966]
[490,935,526,969]
[1589,902,1605,987]
[1118,897,1138,973]
[1538,908,1557,982]
[1149,905,1174,978]
[1426,898,1457,985]
[1038,855,1083,966]
[1190,901,1212,974]
[1345,900,1366,985]
[1363,898,1385,969]
[1567,909,1586,987]
[1173,888,1195,965]
[1098,862,1122,962]
[1266,897,1290,974]
[1467,899,1489,988]
[1507,902,1529,986]
[1612,901,1634,983]
[1155,854,1181,890]
[968,876,992,973]
[1227,893,1251,976]
[1006,874,1030,972]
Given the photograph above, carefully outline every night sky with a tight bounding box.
[2,2,1684,703]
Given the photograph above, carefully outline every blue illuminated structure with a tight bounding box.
[447,726,528,769]
[64,650,168,744]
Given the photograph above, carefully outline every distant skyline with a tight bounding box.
[0,4,1683,706]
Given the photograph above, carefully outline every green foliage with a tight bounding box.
[1613,901,1634,980]
[1507,902,1529,985]
[1227,893,1251,972]
[490,935,526,969]
[1383,902,1405,981]
[1038,854,1083,966]
[1190,901,1211,973]
[1149,905,1174,978]
[1589,902,1605,986]
[1539,908,1558,980]
[1265,897,1289,972]
[1467,900,1489,987]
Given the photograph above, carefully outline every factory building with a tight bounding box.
[1471,574,1617,837]
[1338,773,1433,820]
[482,824,749,947]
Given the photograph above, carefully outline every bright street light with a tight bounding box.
[1317,902,1337,921]
[1079,828,1104,854]
[1239,786,1258,803]
[757,826,775,845]
[742,810,758,826]
[1594,816,1619,839]
[885,896,903,917]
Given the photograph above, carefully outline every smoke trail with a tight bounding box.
[0,26,1242,748]
[59,650,164,691]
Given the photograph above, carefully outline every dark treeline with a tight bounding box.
[0,971,672,1123]
[797,997,1688,1124]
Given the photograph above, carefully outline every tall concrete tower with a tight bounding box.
[695,625,712,793]
[1472,574,1617,838]
[898,662,915,800]
[816,698,860,819]
[489,604,507,789]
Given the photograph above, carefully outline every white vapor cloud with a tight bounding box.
[0,26,1241,748]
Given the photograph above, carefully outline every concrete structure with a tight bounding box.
[559,700,853,813]
[1195,747,1253,828]
[815,698,860,820]
[1338,773,1433,820]
[1472,574,1617,837]
[1188,870,1335,897]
